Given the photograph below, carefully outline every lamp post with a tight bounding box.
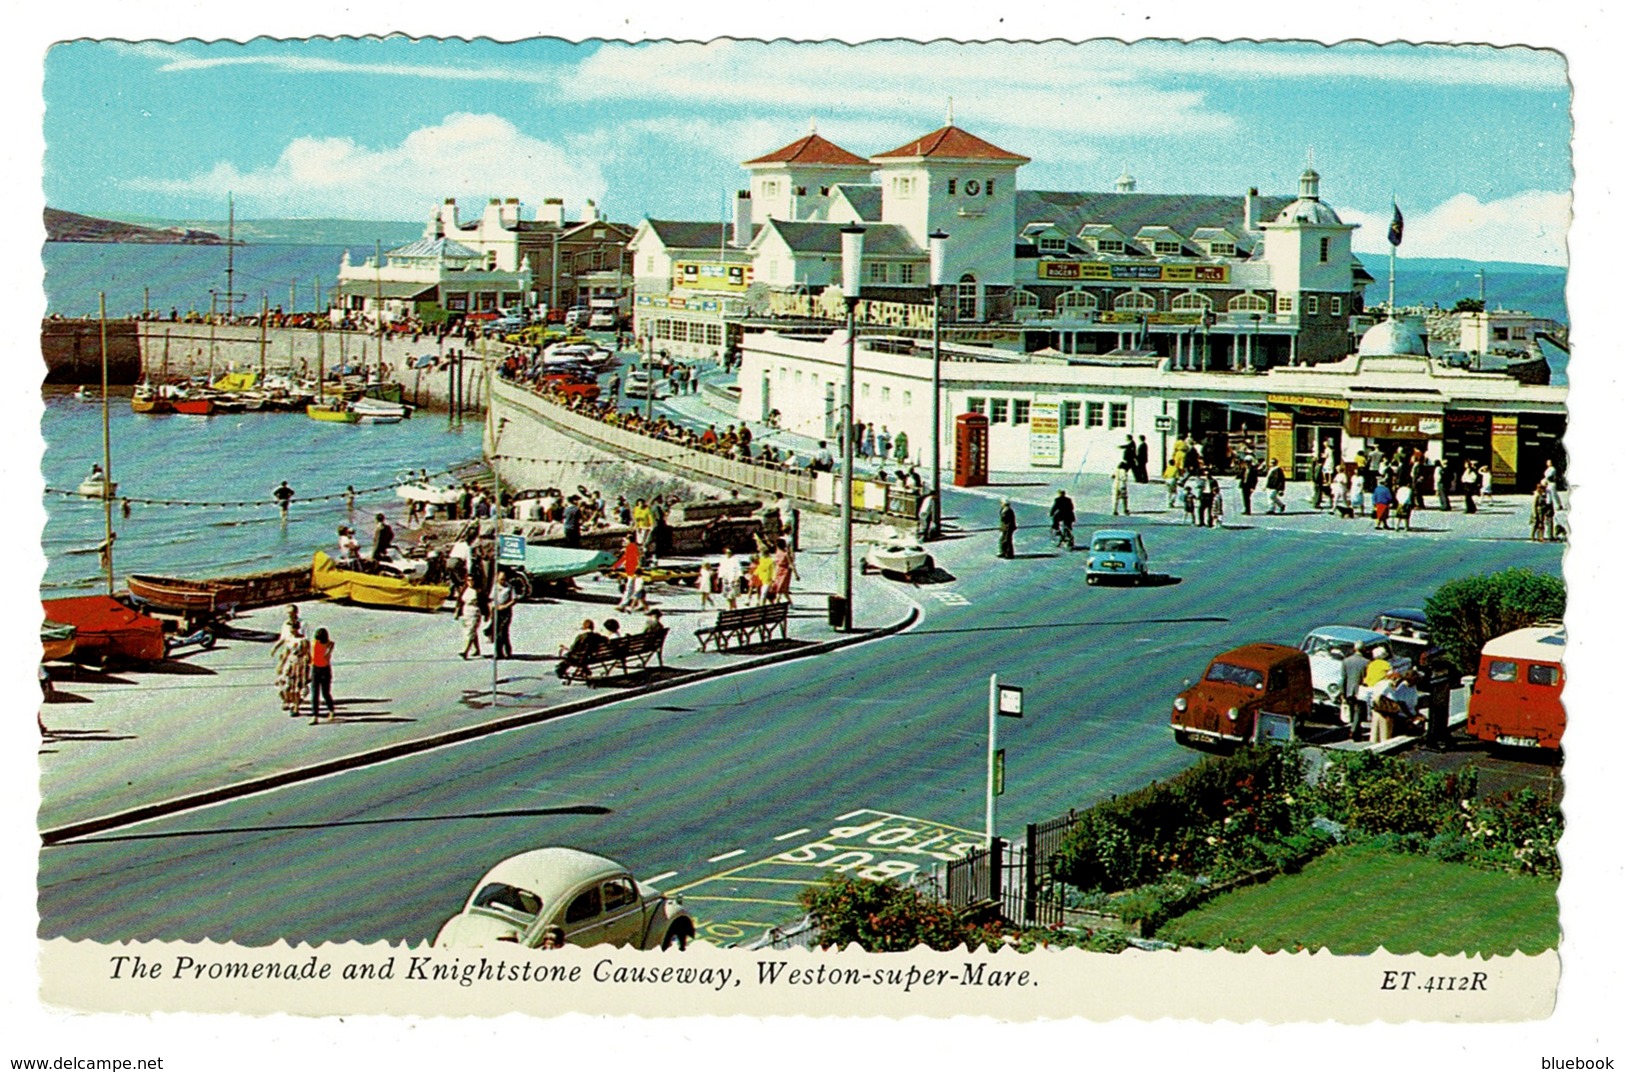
[927,230,948,540]
[837,225,866,632]
[1250,312,1263,372]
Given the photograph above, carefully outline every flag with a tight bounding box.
[1388,200,1404,247]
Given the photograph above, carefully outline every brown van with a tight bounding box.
[1171,643,1314,747]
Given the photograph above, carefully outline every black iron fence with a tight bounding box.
[937,811,1085,928]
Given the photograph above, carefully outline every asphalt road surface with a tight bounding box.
[38,492,1562,947]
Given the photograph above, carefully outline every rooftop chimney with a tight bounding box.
[582,199,600,224]
[1244,187,1260,231]
[733,190,753,248]
[537,198,565,226]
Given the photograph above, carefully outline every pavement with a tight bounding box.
[37,541,919,840]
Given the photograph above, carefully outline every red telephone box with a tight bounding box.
[954,412,990,487]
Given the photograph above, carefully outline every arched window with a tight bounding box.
[1114,291,1155,312]
[1171,292,1212,312]
[1012,289,1040,316]
[1057,290,1098,317]
[957,274,979,320]
[1228,292,1269,313]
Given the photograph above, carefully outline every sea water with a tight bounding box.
[40,391,484,595]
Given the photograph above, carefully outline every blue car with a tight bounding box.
[1085,529,1149,585]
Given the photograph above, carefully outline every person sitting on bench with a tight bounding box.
[555,619,602,677]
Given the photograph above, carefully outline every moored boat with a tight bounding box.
[77,476,118,498]
[353,395,413,421]
[41,595,167,664]
[308,401,360,423]
[172,396,216,416]
[311,551,448,611]
[130,384,172,414]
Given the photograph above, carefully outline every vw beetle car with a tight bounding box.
[1298,625,1411,710]
[1171,643,1313,747]
[1084,529,1149,585]
[433,847,694,950]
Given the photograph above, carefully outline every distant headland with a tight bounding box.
[45,207,230,245]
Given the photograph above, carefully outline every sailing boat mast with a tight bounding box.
[98,292,115,595]
[375,239,385,386]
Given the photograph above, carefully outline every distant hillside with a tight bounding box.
[44,207,227,245]
[126,216,423,248]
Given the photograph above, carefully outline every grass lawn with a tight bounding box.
[1155,844,1559,956]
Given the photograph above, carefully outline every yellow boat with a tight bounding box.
[307,402,359,423]
[311,551,449,611]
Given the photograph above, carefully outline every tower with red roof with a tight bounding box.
[742,126,876,224]
[871,122,1030,318]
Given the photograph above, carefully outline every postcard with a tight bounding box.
[9,7,1618,1069]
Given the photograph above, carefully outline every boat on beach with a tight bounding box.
[126,574,247,616]
[41,595,167,664]
[41,620,77,662]
[311,550,449,611]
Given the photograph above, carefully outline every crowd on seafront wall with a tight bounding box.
[493,376,922,522]
[131,321,491,412]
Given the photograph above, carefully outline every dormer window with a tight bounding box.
[1097,239,1125,255]
[1153,240,1182,256]
[1210,242,1236,257]
[1038,236,1068,253]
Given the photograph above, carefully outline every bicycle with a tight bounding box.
[1050,521,1074,551]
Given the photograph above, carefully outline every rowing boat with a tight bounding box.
[41,620,76,662]
[126,574,247,615]
[307,402,359,423]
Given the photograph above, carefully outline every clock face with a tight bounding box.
[965,179,982,196]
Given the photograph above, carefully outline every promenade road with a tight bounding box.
[37,481,1561,947]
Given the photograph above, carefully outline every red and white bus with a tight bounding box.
[1465,625,1565,750]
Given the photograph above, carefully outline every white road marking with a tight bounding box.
[833,809,866,821]
[931,590,971,606]
[707,848,747,863]
[773,827,812,841]
[645,871,679,884]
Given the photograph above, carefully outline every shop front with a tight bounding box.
[1266,394,1348,479]
[1343,406,1445,466]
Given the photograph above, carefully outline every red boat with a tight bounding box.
[172,397,216,416]
[40,595,167,665]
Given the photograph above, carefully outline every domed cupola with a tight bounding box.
[1275,165,1344,227]
[1356,315,1429,358]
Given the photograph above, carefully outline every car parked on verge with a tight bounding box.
[1084,529,1149,585]
[434,847,694,950]
[1368,608,1455,683]
[1298,625,1411,710]
[1171,643,1313,747]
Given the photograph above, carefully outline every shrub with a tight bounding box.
[798,875,1000,952]
[1425,567,1564,678]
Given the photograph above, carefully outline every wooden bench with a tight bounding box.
[695,603,790,652]
[558,628,668,685]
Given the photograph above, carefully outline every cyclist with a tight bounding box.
[1049,489,1076,550]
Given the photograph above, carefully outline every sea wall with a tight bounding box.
[41,320,492,413]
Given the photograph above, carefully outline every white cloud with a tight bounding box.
[118,114,606,219]
[557,42,1234,140]
[1346,190,1570,266]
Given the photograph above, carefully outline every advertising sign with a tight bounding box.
[497,534,527,565]
[1037,260,1230,284]
[674,260,752,292]
[1029,399,1062,467]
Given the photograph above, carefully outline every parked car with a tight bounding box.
[624,369,671,399]
[862,527,933,578]
[1466,624,1566,750]
[434,847,694,950]
[1084,529,1149,585]
[482,315,526,337]
[1298,625,1412,709]
[1171,643,1313,747]
[1368,608,1455,683]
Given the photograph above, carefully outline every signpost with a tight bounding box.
[987,675,1024,847]
[497,534,527,566]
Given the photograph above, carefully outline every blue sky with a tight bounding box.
[44,38,1572,264]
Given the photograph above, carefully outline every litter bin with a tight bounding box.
[827,594,850,630]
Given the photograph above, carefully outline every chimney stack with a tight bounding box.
[733,190,753,248]
[499,197,520,227]
[1244,187,1260,231]
[582,199,599,224]
[538,198,565,226]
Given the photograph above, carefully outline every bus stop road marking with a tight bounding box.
[707,848,747,863]
[773,827,812,840]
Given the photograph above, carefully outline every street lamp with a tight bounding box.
[837,224,866,632]
[927,229,949,540]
